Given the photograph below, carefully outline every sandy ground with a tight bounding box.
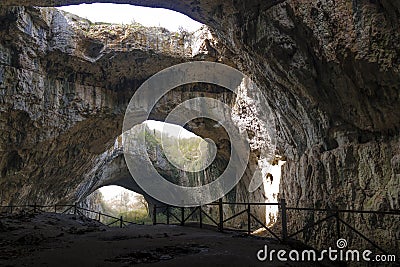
[0,212,341,267]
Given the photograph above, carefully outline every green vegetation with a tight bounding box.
[143,124,211,173]
[97,123,219,226]
[98,190,152,226]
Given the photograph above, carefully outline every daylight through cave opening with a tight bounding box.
[1,2,282,231]
[89,185,150,224]
[57,3,204,32]
[55,1,281,225]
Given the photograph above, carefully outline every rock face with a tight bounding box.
[1,0,400,254]
[0,6,267,218]
[0,6,214,203]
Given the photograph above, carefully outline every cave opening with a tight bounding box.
[88,185,151,225]
[49,4,279,220]
[84,119,219,220]
[0,2,284,230]
[56,3,204,32]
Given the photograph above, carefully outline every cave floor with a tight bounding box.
[0,212,339,267]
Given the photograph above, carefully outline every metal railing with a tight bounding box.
[0,203,140,228]
[1,200,399,257]
[152,199,400,256]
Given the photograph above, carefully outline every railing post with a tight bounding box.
[247,203,251,235]
[54,204,57,213]
[153,205,157,225]
[218,198,223,232]
[120,216,123,228]
[166,206,170,225]
[199,206,203,228]
[180,207,185,226]
[10,205,13,214]
[98,212,101,222]
[336,211,341,238]
[33,203,37,213]
[281,198,288,241]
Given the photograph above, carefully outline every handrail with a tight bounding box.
[151,199,399,258]
[1,201,398,257]
[0,203,139,228]
[287,213,336,238]
[286,206,400,215]
[221,202,280,206]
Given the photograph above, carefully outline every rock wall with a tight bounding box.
[75,83,268,225]
[0,6,217,204]
[0,6,268,220]
[232,1,400,252]
[219,0,400,253]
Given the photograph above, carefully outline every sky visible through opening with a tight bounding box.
[57,3,203,32]
[99,185,142,202]
[57,4,204,200]
[144,120,197,139]
[100,121,198,199]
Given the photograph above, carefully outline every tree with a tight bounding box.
[134,194,148,213]
[120,191,132,212]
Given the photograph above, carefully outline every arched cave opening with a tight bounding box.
[81,116,281,229]
[0,4,283,227]
[86,184,150,224]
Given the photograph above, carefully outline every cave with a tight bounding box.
[0,0,399,266]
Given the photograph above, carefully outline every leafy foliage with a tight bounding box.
[98,190,151,225]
